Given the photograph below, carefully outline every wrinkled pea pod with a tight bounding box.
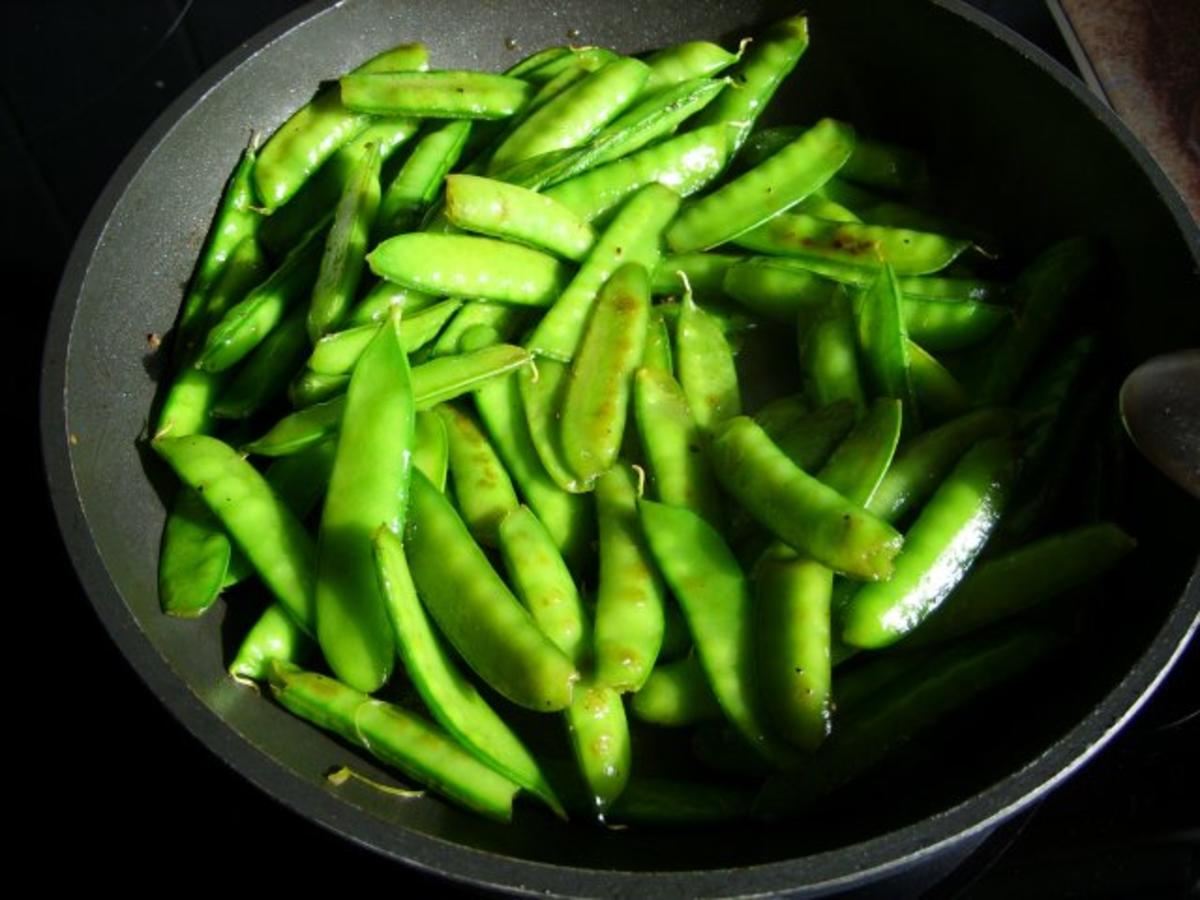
[213,306,310,420]
[376,120,473,236]
[644,39,741,89]
[307,299,462,376]
[675,282,742,431]
[444,174,596,261]
[340,70,532,119]
[440,403,521,547]
[254,43,428,211]
[631,654,721,726]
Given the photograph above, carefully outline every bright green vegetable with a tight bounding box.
[439,403,521,546]
[631,655,721,726]
[341,70,533,119]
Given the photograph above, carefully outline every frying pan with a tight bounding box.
[41,0,1200,895]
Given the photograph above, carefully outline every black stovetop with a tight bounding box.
[13,2,1196,895]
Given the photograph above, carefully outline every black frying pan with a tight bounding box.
[41,0,1200,895]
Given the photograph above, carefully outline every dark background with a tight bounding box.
[13,1,1196,895]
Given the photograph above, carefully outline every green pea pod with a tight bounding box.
[658,599,692,662]
[253,43,428,211]
[307,299,462,376]
[652,253,741,299]
[691,13,809,153]
[723,257,837,320]
[676,286,742,430]
[639,500,797,768]
[368,233,569,307]
[444,174,596,261]
[212,306,310,420]
[644,40,741,89]
[268,663,521,822]
[498,506,589,665]
[315,310,414,692]
[667,118,855,253]
[345,279,438,327]
[593,464,666,692]
[405,470,579,711]
[561,263,652,484]
[518,360,586,492]
[901,297,1009,352]
[838,137,929,195]
[340,70,532,119]
[633,367,724,527]
[377,120,473,236]
[504,45,571,78]
[908,340,970,423]
[372,528,564,816]
[643,308,674,374]
[709,416,903,580]
[474,371,595,568]
[867,407,1015,525]
[152,435,316,632]
[771,400,859,472]
[753,394,809,436]
[800,288,867,417]
[905,523,1135,649]
[841,438,1015,648]
[734,213,970,275]
[440,404,521,546]
[855,264,918,427]
[795,194,861,223]
[517,46,619,84]
[411,408,449,491]
[528,182,682,362]
[198,217,329,372]
[631,654,721,726]
[488,57,650,173]
[430,302,529,358]
[543,124,731,223]
[307,141,382,341]
[229,603,312,682]
[565,680,632,818]
[158,487,231,618]
[755,628,1056,818]
[289,369,349,408]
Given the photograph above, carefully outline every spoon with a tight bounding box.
[1119,349,1200,498]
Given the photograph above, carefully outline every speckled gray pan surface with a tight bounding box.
[42,0,1199,897]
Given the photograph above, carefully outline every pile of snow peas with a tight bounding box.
[150,13,1137,826]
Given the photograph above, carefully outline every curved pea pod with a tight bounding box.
[652,252,741,299]
[315,310,414,692]
[631,654,721,727]
[977,237,1100,404]
[444,174,596,261]
[800,288,867,417]
[307,299,462,376]
[633,368,724,528]
[340,70,532,119]
[755,628,1056,818]
[667,118,855,253]
[345,279,438,327]
[543,124,731,223]
[268,663,521,822]
[644,40,741,89]
[565,680,632,819]
[377,120,473,236]
[158,487,231,618]
[253,43,428,211]
[819,398,904,506]
[307,141,382,341]
[488,57,650,173]
[709,417,903,580]
[593,464,666,692]
[561,263,652,484]
[908,340,970,423]
[368,233,569,307]
[519,360,586,493]
[412,408,449,491]
[197,217,329,372]
[229,603,312,682]
[527,182,681,362]
[152,435,316,632]
[639,500,797,769]
[405,470,579,712]
[290,369,349,408]
[676,287,742,430]
[902,297,1009,352]
[691,13,809,153]
[439,404,520,547]
[840,438,1016,649]
[373,528,564,817]
[212,307,309,420]
[474,371,594,568]
[734,213,971,276]
[854,264,918,427]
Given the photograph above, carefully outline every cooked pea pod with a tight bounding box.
[651,253,740,299]
[444,174,596,261]
[345,279,438,327]
[430,302,529,357]
[517,46,619,84]
[405,470,579,711]
[307,299,462,376]
[644,40,740,89]
[840,438,1016,648]
[368,233,569,307]
[631,654,721,726]
[675,286,742,430]
[289,368,349,408]
[742,127,929,195]
[667,118,855,253]
[854,264,917,426]
[158,487,231,618]
[519,360,586,493]
[709,416,903,580]
[230,602,312,682]
[770,400,859,472]
[800,288,867,417]
[564,680,632,818]
[340,70,532,119]
[440,403,520,546]
[212,306,310,419]
[377,120,473,235]
[373,528,564,816]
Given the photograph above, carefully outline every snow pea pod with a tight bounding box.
[633,367,724,527]
[667,118,855,253]
[307,141,382,341]
[405,470,579,712]
[412,408,449,491]
[565,680,632,818]
[691,13,809,153]
[651,252,741,299]
[430,302,528,357]
[152,435,316,632]
[543,124,730,223]
[800,288,866,417]
[854,264,918,427]
[373,528,564,816]
[517,46,619,84]
[289,369,349,408]
[377,120,472,236]
[307,299,462,376]
[709,416,903,580]
[644,40,740,89]
[900,297,1009,352]
[444,174,596,261]
[518,360,583,492]
[561,263,651,484]
[368,233,569,307]
[315,310,414,692]
[770,400,858,472]
[340,70,532,119]
[158,487,231,618]
[643,308,674,374]
[734,213,970,275]
[440,404,520,546]
[631,654,721,727]
[254,43,428,211]
[675,282,742,430]
[345,279,438,327]
[593,464,666,692]
[839,137,929,195]
[841,438,1015,648]
[229,602,312,682]
[212,305,310,419]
